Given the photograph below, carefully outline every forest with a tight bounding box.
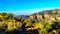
[0,9,60,34]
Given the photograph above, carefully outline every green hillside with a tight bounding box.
[0,9,60,34]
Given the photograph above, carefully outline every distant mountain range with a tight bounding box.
[15,9,60,20]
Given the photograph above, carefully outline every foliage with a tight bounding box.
[0,11,60,34]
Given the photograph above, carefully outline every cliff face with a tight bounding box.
[29,9,60,22]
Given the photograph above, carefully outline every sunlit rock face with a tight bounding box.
[44,14,50,19]
[57,9,60,14]
[36,14,42,20]
[52,11,57,14]
[44,10,50,19]
[36,12,43,20]
[50,16,55,21]
[56,15,60,20]
[29,14,36,20]
[30,15,34,20]
[52,9,60,14]
[29,9,60,22]
[52,9,58,14]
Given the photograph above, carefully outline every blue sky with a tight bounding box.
[0,0,60,15]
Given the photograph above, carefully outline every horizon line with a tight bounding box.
[0,8,60,15]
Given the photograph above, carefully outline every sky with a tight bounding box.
[0,0,60,15]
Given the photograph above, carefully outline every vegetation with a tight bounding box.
[0,9,60,34]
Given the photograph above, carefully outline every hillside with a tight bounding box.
[29,9,60,21]
[0,9,60,34]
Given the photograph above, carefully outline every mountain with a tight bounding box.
[29,9,60,21]
[16,15,29,19]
